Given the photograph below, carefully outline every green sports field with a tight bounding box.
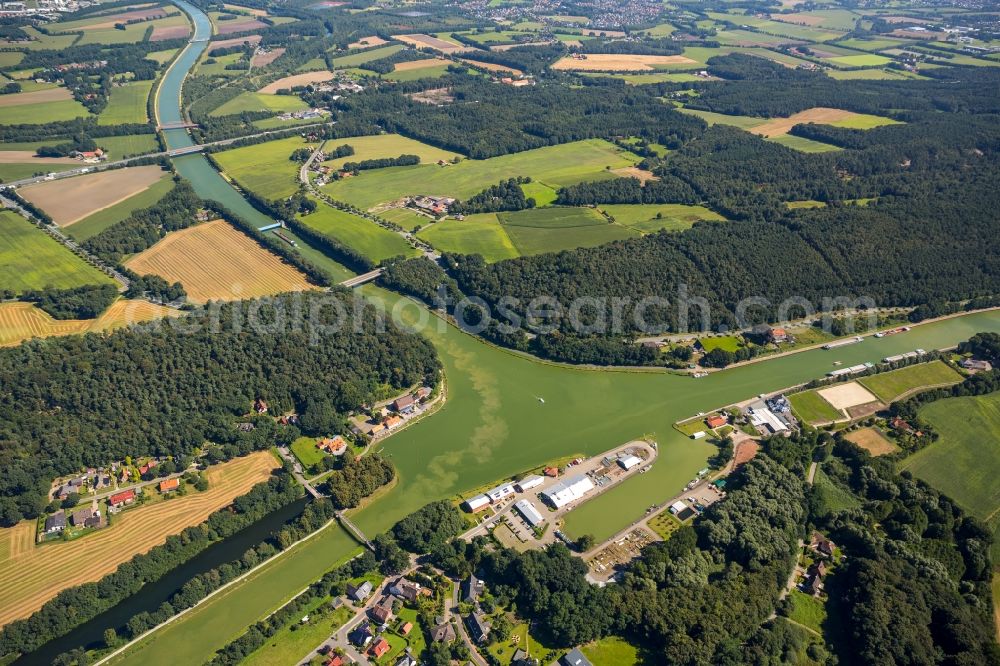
[208,91,308,117]
[416,214,520,262]
[0,210,114,294]
[322,139,640,210]
[98,80,152,125]
[297,202,419,263]
[213,136,313,199]
[66,174,174,242]
[322,134,460,170]
[789,389,843,424]
[902,391,1000,560]
[600,203,725,233]
[857,360,962,403]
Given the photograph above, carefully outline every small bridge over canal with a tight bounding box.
[336,511,374,551]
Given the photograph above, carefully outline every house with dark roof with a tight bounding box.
[72,508,97,527]
[466,613,491,643]
[369,597,394,624]
[347,580,373,603]
[44,511,66,534]
[348,622,373,647]
[389,577,422,602]
[461,574,484,603]
[392,394,416,414]
[430,622,455,642]
[561,648,594,666]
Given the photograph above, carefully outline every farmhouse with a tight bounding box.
[960,358,992,372]
[410,195,455,216]
[514,499,545,528]
[540,474,595,509]
[514,474,544,492]
[159,478,179,493]
[44,511,66,534]
[109,489,135,508]
[393,394,416,414]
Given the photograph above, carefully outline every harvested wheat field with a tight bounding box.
[124,219,314,303]
[0,87,72,107]
[18,165,166,227]
[612,166,658,184]
[151,24,191,40]
[348,35,387,49]
[395,33,470,54]
[394,57,449,72]
[216,18,266,35]
[817,381,879,411]
[0,300,180,347]
[551,54,696,71]
[0,452,279,628]
[211,34,261,49]
[0,150,77,164]
[845,427,899,456]
[259,70,333,93]
[459,58,524,76]
[251,47,284,67]
[751,108,863,137]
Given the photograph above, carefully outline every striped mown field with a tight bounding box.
[0,300,180,347]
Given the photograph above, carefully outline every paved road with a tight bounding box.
[450,579,489,666]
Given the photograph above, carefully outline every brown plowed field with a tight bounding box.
[19,165,166,227]
[124,219,314,303]
[259,70,333,93]
[0,452,279,628]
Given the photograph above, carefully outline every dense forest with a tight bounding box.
[0,292,440,524]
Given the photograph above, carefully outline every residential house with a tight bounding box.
[415,386,432,401]
[318,436,347,455]
[348,622,373,647]
[44,511,66,534]
[544,466,559,477]
[159,478,179,493]
[72,507,96,527]
[384,415,404,430]
[323,656,347,666]
[138,460,157,476]
[466,613,491,643]
[392,394,416,414]
[461,574,484,603]
[119,468,130,484]
[109,489,135,508]
[811,532,836,558]
[347,580,373,603]
[236,422,256,432]
[389,577,423,602]
[400,621,413,636]
[561,648,594,666]
[705,414,728,429]
[369,597,394,624]
[803,572,823,596]
[430,622,455,642]
[960,358,992,372]
[369,637,390,660]
[394,653,417,666]
[254,398,269,414]
[512,648,536,666]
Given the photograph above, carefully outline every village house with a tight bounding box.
[389,577,424,602]
[254,398,269,414]
[369,597,394,624]
[159,478,179,493]
[400,621,413,636]
[44,511,66,534]
[705,414,728,429]
[415,386,432,401]
[392,394,416,414]
[466,613,491,643]
[811,532,836,558]
[960,358,992,372]
[394,652,417,666]
[346,580,373,603]
[369,637,391,660]
[461,574,484,603]
[317,435,347,455]
[561,649,594,666]
[109,489,136,508]
[348,622,373,647]
[384,415,404,430]
[430,621,455,642]
[138,460,157,476]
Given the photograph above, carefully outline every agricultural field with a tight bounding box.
[857,360,962,403]
[331,44,404,67]
[265,228,355,284]
[0,149,79,182]
[0,452,279,628]
[834,37,909,52]
[0,87,91,125]
[66,174,175,242]
[0,211,113,294]
[599,203,725,233]
[384,59,451,82]
[323,139,640,210]
[241,603,352,666]
[124,219,315,303]
[698,335,743,353]
[394,33,469,55]
[789,388,844,425]
[19,165,167,227]
[377,206,430,232]
[417,214,520,262]
[208,91,308,117]
[902,391,1000,560]
[826,53,893,67]
[749,107,899,136]
[0,299,179,347]
[844,427,899,456]
[826,68,926,81]
[297,203,419,263]
[521,181,558,206]
[767,134,842,153]
[98,81,153,125]
[322,134,459,171]
[98,134,161,158]
[551,53,697,71]
[498,207,639,255]
[213,135,316,199]
[773,8,862,30]
[258,71,334,94]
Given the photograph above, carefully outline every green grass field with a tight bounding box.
[600,203,725,233]
[322,134,459,170]
[66,174,173,242]
[827,53,893,67]
[497,206,639,255]
[811,466,861,516]
[767,134,841,153]
[521,181,557,206]
[698,335,743,352]
[581,636,647,665]
[781,8,861,30]
[322,139,640,210]
[826,68,926,81]
[0,97,91,125]
[834,37,908,52]
[242,603,350,666]
[298,202,419,263]
[384,63,450,82]
[647,512,682,540]
[827,113,901,129]
[0,51,23,68]
[290,436,326,469]
[786,200,827,209]
[209,92,308,117]
[417,214,520,262]
[331,44,404,67]
[902,391,1000,561]
[378,206,429,232]
[0,162,77,182]
[213,136,314,199]
[197,52,246,77]
[857,360,962,403]
[0,210,114,294]
[98,80,152,125]
[677,107,764,130]
[787,590,826,634]
[99,134,160,158]
[789,389,843,424]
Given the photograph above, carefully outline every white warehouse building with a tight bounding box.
[485,482,516,503]
[515,474,544,493]
[617,455,642,471]
[540,474,595,509]
[514,499,545,527]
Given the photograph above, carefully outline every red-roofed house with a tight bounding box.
[109,489,135,507]
[159,478,179,493]
[769,327,788,343]
[369,637,390,659]
[138,460,157,475]
[318,436,347,455]
[401,621,413,635]
[706,414,728,429]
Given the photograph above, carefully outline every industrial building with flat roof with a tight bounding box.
[514,499,545,527]
[514,474,544,492]
[540,474,595,509]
